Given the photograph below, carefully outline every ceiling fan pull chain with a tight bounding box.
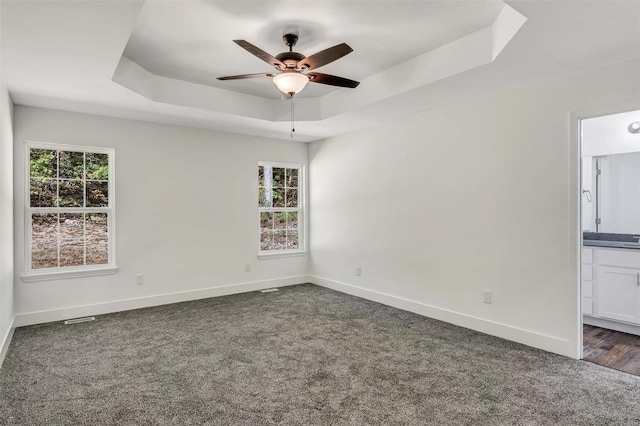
[290,94,295,138]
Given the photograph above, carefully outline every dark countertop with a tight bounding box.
[583,232,640,250]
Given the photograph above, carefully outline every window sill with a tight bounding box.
[258,251,307,260]
[22,266,119,283]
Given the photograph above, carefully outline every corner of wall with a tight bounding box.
[0,80,16,368]
[0,319,15,368]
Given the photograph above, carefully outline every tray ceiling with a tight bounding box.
[122,1,506,99]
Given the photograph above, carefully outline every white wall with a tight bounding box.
[13,106,309,325]
[309,57,640,358]
[0,80,15,363]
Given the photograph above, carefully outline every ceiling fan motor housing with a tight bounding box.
[275,51,306,70]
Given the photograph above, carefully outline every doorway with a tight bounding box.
[579,108,640,376]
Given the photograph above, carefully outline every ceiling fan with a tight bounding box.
[217,33,360,98]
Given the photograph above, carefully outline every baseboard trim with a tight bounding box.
[0,317,16,368]
[14,275,312,328]
[584,316,640,336]
[311,275,573,358]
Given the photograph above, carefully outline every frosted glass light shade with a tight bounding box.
[273,73,309,95]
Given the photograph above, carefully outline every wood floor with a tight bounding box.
[583,325,640,376]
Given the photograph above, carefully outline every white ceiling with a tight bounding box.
[123,1,505,99]
[2,1,640,142]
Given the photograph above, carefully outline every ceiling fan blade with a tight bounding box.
[307,72,360,88]
[297,43,353,71]
[217,72,276,81]
[233,40,285,69]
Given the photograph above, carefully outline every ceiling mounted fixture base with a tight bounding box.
[283,33,299,51]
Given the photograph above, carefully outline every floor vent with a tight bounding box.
[64,317,96,325]
[260,288,279,293]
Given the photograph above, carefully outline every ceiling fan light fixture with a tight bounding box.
[628,121,640,134]
[273,72,309,96]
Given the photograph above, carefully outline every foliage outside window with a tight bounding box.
[26,142,115,274]
[259,163,302,254]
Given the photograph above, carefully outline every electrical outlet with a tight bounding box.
[356,266,361,276]
[483,290,492,304]
[245,263,251,272]
[136,274,144,286]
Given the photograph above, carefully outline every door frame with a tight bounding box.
[571,100,640,359]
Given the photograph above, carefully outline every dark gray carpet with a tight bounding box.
[1,284,639,425]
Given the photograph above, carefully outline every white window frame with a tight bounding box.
[22,141,118,282]
[258,161,305,259]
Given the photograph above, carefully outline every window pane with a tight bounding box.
[287,230,299,250]
[258,166,265,187]
[32,212,59,269]
[273,230,286,250]
[58,151,84,179]
[32,213,58,241]
[60,213,84,240]
[32,240,58,269]
[259,187,271,207]
[286,188,298,208]
[60,239,84,267]
[59,180,84,207]
[30,148,57,179]
[86,213,108,265]
[273,188,285,208]
[286,168,298,188]
[86,153,109,180]
[260,212,273,231]
[86,213,108,239]
[286,212,298,229]
[30,178,58,207]
[272,167,285,188]
[274,212,287,230]
[86,238,108,265]
[260,231,274,251]
[86,181,108,207]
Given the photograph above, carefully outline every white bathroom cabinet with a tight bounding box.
[583,246,640,335]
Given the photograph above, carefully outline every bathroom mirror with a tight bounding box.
[583,151,640,234]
